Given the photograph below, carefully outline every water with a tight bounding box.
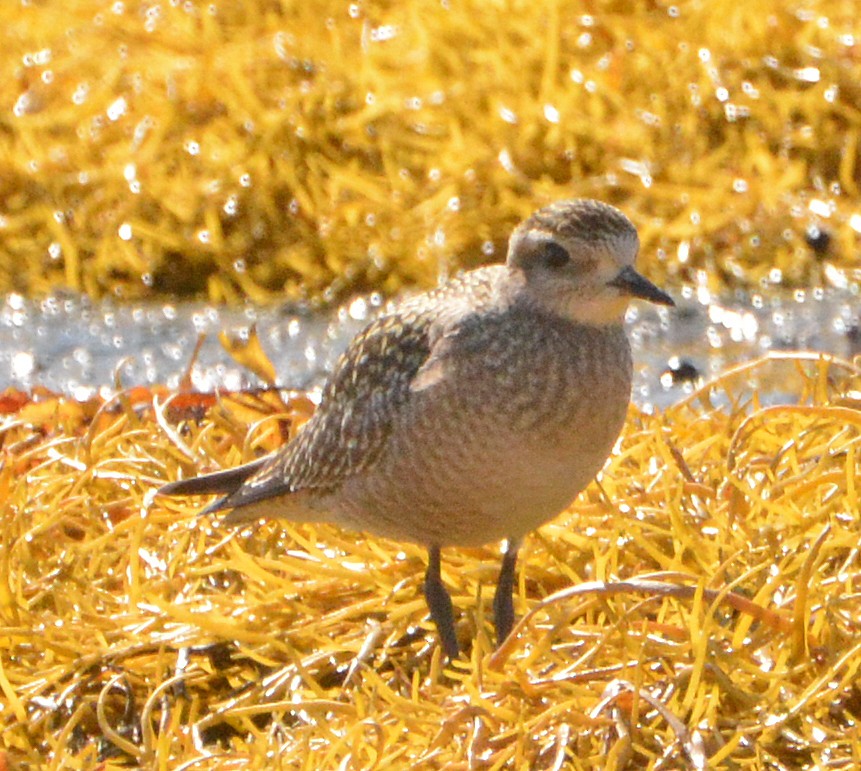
[1,286,859,409]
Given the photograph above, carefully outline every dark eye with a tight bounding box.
[542,241,570,268]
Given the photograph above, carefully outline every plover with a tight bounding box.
[159,198,674,658]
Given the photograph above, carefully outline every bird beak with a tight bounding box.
[607,265,675,306]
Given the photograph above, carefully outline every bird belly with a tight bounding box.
[324,358,630,547]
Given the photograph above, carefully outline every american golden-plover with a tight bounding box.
[159,198,674,658]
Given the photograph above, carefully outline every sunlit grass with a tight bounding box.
[1,1,859,302]
[3,352,861,767]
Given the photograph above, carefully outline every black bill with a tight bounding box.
[607,265,675,306]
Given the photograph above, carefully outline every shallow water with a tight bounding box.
[1,285,859,410]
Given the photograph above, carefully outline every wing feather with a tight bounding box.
[207,311,433,512]
[160,266,503,517]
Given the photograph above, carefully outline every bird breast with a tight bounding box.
[326,309,633,548]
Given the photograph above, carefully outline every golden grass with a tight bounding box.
[2,0,861,302]
[3,352,861,768]
[4,4,861,767]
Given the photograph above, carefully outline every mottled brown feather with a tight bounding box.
[203,267,502,513]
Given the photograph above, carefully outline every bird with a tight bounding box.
[158,198,674,659]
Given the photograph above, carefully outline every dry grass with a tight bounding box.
[1,0,860,302]
[3,352,861,768]
[4,3,861,768]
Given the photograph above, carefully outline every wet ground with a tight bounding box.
[1,284,859,410]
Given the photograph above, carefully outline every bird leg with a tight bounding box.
[493,538,521,646]
[424,545,459,658]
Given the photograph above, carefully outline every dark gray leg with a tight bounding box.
[493,538,521,646]
[425,545,459,658]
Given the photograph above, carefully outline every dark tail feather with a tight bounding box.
[157,457,268,498]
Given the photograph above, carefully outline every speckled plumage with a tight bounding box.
[159,198,674,657]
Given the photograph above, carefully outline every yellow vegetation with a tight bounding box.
[3,353,861,767]
[1,1,860,302]
[4,2,861,767]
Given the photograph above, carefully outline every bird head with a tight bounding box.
[506,199,674,324]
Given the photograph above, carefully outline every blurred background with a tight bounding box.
[2,0,859,400]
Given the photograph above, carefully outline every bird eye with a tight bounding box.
[541,241,570,268]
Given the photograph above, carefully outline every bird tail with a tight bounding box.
[157,457,268,498]
[158,456,318,525]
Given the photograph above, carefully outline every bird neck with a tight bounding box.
[505,273,627,327]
